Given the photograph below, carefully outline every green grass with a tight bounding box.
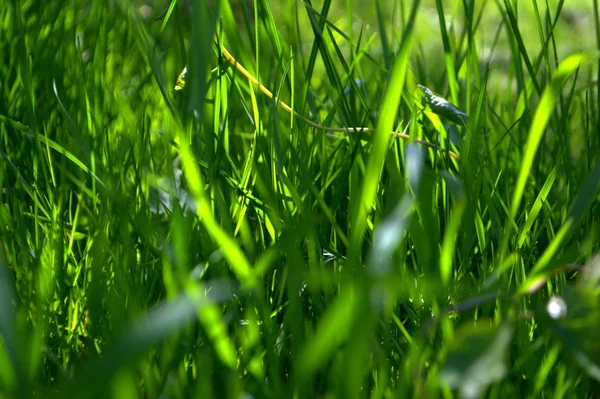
[1,0,600,397]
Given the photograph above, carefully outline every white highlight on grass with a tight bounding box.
[546,296,567,319]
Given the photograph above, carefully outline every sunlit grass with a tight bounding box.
[1,0,599,397]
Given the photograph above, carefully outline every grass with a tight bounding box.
[1,0,600,397]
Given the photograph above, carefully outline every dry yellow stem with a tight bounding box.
[176,39,461,162]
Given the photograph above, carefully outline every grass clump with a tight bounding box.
[1,0,600,397]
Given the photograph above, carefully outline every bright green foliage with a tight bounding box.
[1,1,600,398]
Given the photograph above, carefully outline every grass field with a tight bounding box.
[1,0,600,397]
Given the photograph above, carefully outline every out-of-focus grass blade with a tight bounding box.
[439,321,514,398]
[1,113,105,189]
[296,283,359,377]
[564,159,600,223]
[54,282,233,399]
[0,243,19,395]
[197,304,237,369]
[178,141,256,286]
[185,0,215,125]
[375,0,391,66]
[440,198,466,286]
[368,144,423,277]
[532,344,561,395]
[115,0,178,117]
[348,0,419,264]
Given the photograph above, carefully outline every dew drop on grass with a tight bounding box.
[546,296,567,319]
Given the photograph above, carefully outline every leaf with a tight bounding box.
[297,284,360,377]
[509,52,590,222]
[53,281,233,399]
[440,321,514,399]
[367,144,423,276]
[348,0,419,262]
[522,158,600,286]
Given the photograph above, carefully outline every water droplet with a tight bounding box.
[546,296,567,319]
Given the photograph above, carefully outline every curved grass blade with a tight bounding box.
[348,0,419,264]
[509,52,591,222]
[502,52,594,261]
[1,114,105,189]
[520,158,600,292]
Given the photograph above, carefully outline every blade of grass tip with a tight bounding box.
[156,0,186,78]
[520,158,600,293]
[298,8,384,76]
[347,0,419,267]
[440,197,466,287]
[532,343,561,396]
[501,52,591,258]
[157,0,177,34]
[516,165,557,249]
